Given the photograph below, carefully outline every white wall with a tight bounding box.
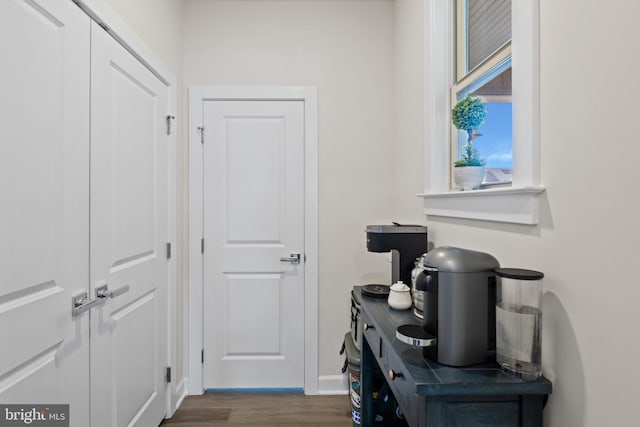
[395,0,640,425]
[392,0,426,224]
[181,0,396,379]
[102,0,183,73]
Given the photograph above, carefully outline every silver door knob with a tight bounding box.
[280,253,301,264]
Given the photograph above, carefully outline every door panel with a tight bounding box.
[225,116,285,242]
[111,293,158,427]
[203,100,305,389]
[0,0,90,424]
[90,23,168,427]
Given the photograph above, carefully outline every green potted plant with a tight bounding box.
[451,95,487,190]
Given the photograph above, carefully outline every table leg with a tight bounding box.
[360,338,375,427]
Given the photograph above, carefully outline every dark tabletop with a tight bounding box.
[355,286,552,396]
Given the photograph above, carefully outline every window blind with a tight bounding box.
[467,0,511,71]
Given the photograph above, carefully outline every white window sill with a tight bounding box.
[418,185,545,225]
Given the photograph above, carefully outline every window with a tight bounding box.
[453,0,512,188]
[422,0,544,225]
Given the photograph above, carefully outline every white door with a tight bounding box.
[0,0,90,425]
[202,100,305,389]
[89,23,169,426]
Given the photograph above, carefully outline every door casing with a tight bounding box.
[188,86,318,395]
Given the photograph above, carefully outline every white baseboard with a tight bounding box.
[317,374,348,395]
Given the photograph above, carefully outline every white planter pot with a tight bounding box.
[454,166,485,191]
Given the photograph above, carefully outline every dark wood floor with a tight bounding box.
[160,392,353,426]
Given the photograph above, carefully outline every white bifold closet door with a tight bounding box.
[0,1,170,426]
[0,0,91,425]
[89,20,169,427]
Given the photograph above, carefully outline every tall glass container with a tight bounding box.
[495,268,544,380]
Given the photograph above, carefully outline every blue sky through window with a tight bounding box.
[477,102,512,168]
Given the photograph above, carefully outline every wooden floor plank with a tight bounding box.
[161,392,353,426]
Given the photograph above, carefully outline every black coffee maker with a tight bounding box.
[365,224,428,286]
[399,246,499,366]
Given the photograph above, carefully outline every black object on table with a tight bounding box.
[355,286,552,427]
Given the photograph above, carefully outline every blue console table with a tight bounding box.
[356,287,552,427]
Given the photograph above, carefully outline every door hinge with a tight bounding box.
[166,115,175,135]
[201,238,205,254]
[165,366,172,383]
[197,126,205,144]
[201,349,204,364]
[166,242,172,260]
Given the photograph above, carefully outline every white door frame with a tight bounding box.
[188,86,319,395]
